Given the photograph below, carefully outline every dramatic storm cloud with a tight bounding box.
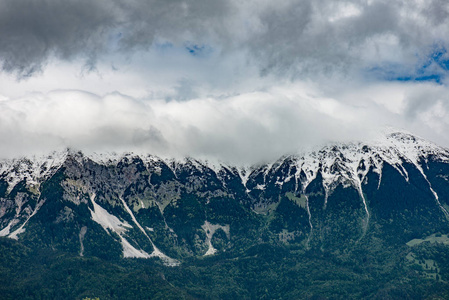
[1,0,449,162]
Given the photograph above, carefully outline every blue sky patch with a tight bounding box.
[368,45,449,84]
[184,43,212,57]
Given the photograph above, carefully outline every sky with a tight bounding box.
[1,0,449,164]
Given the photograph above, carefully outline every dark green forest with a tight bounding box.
[2,233,449,299]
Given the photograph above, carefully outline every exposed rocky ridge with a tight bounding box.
[1,131,449,265]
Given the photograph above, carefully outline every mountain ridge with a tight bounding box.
[2,130,448,192]
[1,130,449,267]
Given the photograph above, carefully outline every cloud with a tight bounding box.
[1,0,449,163]
[1,82,448,164]
[2,0,449,80]
[0,0,118,77]
[0,0,234,78]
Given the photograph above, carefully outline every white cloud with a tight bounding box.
[1,81,448,164]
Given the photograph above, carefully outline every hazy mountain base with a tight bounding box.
[1,235,449,300]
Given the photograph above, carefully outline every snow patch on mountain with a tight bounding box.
[89,194,132,234]
[88,194,153,258]
[0,151,68,193]
[119,196,180,266]
[202,221,230,256]
[121,238,152,258]
[9,199,45,240]
[87,193,179,265]
[0,222,13,237]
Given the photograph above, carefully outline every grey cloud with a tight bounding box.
[2,0,449,80]
[132,126,168,151]
[0,0,234,78]
[167,79,199,101]
[0,0,117,77]
[403,84,449,124]
[250,1,313,74]
[423,0,449,26]
[115,0,233,49]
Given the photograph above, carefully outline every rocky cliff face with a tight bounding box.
[1,131,449,265]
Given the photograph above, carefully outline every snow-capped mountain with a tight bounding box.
[1,130,449,265]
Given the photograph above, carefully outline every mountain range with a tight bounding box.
[2,130,449,298]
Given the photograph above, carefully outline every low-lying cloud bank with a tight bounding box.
[1,81,448,164]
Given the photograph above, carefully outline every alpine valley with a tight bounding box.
[2,130,449,299]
